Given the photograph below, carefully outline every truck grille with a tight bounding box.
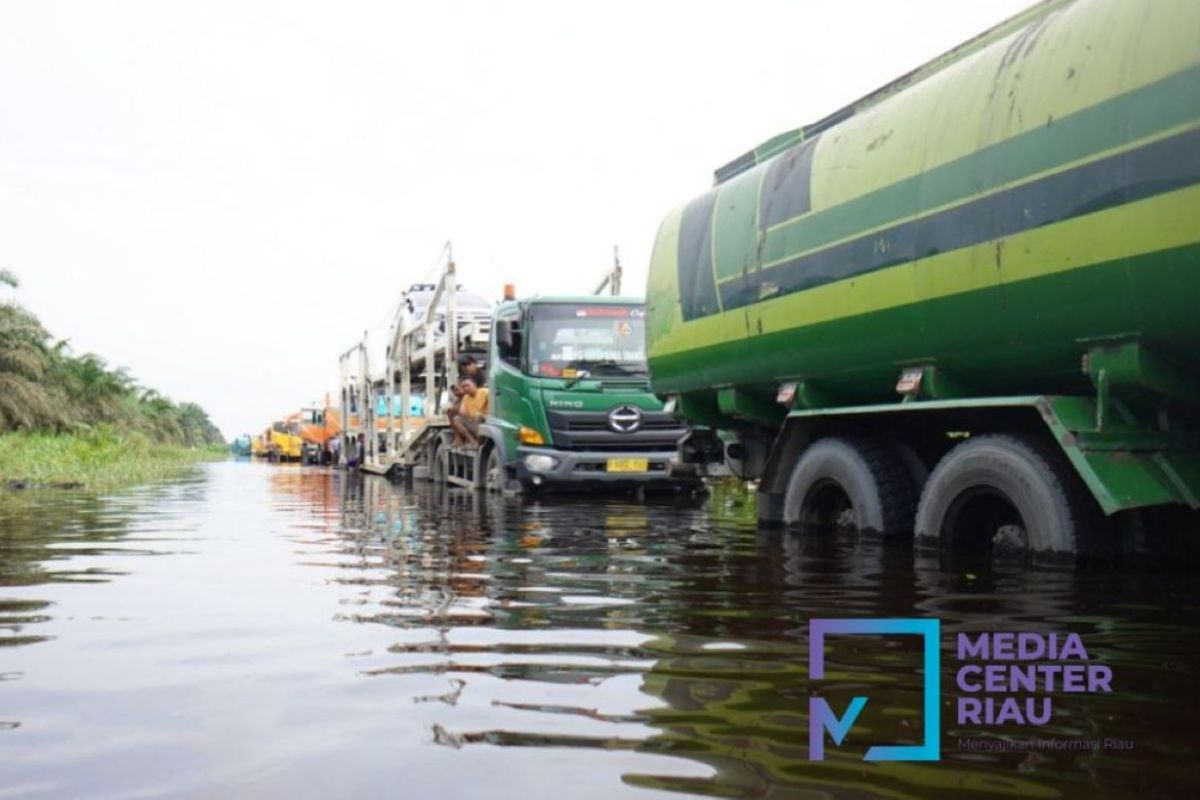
[546,409,687,452]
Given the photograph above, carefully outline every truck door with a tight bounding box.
[491,312,523,425]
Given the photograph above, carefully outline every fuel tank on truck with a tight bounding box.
[646,0,1200,406]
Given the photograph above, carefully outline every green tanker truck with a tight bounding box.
[647,0,1200,563]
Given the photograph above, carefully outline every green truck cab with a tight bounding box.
[478,296,692,492]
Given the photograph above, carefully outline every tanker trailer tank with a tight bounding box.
[646,0,1200,564]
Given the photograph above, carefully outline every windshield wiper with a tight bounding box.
[562,359,647,389]
[559,359,598,389]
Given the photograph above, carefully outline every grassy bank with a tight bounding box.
[0,428,227,492]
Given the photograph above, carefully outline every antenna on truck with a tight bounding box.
[593,246,622,296]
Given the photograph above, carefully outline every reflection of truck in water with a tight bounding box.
[647,0,1200,564]
[345,256,693,493]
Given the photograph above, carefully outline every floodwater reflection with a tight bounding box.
[0,462,1196,798]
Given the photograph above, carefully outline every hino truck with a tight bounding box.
[646,0,1200,564]
[347,254,692,493]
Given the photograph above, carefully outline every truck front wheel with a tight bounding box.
[782,437,916,538]
[914,434,1091,564]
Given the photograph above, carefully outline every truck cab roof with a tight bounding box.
[497,296,646,315]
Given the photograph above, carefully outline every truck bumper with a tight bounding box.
[514,446,698,491]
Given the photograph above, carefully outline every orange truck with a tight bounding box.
[295,400,342,465]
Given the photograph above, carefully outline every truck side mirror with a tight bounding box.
[494,316,513,347]
[496,320,514,350]
[496,319,522,365]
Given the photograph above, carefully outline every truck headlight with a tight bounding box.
[524,454,559,472]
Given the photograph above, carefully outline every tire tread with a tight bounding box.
[844,436,918,536]
[915,433,1099,560]
[784,436,917,537]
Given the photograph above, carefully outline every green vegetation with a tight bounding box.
[0,428,226,491]
[708,478,758,526]
[1,269,226,490]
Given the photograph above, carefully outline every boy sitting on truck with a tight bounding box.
[458,354,487,387]
[448,378,489,446]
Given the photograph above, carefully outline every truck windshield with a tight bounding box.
[527,304,647,378]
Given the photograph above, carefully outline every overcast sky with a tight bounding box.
[1,0,1032,438]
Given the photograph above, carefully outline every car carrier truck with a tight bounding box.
[646,0,1200,563]
[347,253,691,493]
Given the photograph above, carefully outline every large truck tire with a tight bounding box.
[782,437,916,538]
[914,434,1093,563]
[481,446,504,493]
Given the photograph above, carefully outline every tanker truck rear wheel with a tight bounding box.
[914,434,1091,564]
[782,437,916,538]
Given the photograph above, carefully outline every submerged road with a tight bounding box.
[1,461,1197,798]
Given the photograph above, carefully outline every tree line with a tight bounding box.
[0,270,224,447]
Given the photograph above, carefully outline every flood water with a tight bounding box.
[1,460,1197,799]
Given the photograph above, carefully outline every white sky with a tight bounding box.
[1,0,1031,439]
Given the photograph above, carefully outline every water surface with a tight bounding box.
[1,462,1196,798]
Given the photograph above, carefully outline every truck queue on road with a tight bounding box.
[246,0,1200,568]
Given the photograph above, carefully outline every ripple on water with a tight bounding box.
[0,463,1196,798]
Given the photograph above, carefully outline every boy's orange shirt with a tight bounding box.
[461,388,489,418]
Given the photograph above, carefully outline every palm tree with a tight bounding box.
[136,388,183,443]
[47,347,137,425]
[176,401,223,446]
[0,271,55,429]
[3,269,224,443]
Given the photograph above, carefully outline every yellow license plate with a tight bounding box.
[606,458,648,473]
